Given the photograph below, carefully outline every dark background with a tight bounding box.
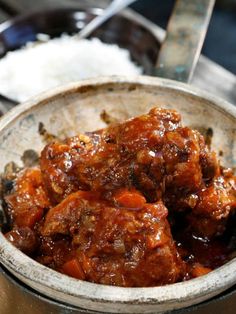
[131,0,236,75]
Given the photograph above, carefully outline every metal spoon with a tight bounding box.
[155,0,215,82]
[77,0,138,39]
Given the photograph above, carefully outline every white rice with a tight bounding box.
[0,35,142,102]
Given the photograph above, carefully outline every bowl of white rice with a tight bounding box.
[0,7,160,103]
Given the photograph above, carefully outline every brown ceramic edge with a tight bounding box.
[1,76,236,129]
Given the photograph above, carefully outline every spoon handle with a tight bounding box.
[155,0,215,83]
[78,0,137,39]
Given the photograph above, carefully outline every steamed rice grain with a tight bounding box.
[0,36,142,102]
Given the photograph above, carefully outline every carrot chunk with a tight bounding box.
[62,258,85,280]
[15,207,43,229]
[114,189,146,209]
[191,263,212,278]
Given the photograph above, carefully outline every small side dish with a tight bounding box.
[2,107,236,287]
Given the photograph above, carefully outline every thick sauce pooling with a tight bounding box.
[3,108,236,287]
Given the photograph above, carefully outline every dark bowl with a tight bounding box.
[0,7,160,75]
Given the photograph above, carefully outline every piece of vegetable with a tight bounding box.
[113,189,146,209]
[62,258,85,280]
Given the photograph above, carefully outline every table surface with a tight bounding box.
[0,1,236,314]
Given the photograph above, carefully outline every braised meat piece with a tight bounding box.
[166,167,236,238]
[5,167,50,229]
[5,227,38,254]
[188,171,236,238]
[40,108,180,203]
[40,107,232,238]
[4,167,51,254]
[40,108,216,204]
[40,189,185,286]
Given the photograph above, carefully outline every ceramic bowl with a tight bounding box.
[0,76,236,313]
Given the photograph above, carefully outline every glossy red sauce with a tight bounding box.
[3,108,236,287]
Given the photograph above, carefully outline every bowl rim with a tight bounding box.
[0,7,104,33]
[0,75,236,313]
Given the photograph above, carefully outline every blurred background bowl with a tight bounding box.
[0,7,160,75]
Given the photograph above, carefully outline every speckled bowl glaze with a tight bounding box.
[0,76,236,314]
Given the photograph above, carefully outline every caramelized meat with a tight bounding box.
[5,227,38,254]
[40,190,184,286]
[3,107,236,286]
[40,108,214,203]
[40,108,234,238]
[188,174,236,238]
[5,168,51,229]
[40,108,182,203]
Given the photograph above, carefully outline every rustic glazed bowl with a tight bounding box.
[0,76,236,313]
